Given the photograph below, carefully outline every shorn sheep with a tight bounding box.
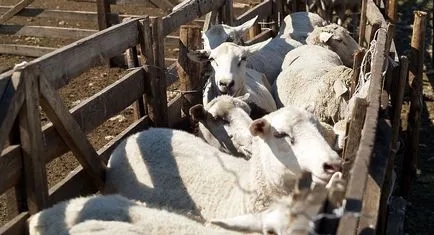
[202,12,326,84]
[190,95,342,159]
[27,194,238,235]
[306,23,361,67]
[190,94,254,159]
[191,39,277,118]
[29,171,342,235]
[104,106,342,223]
[273,45,353,125]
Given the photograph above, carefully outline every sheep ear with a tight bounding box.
[242,38,272,57]
[211,214,262,233]
[187,49,211,63]
[319,32,333,43]
[233,15,258,37]
[249,118,270,137]
[303,103,316,113]
[189,104,206,122]
[238,93,250,102]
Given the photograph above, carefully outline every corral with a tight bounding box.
[0,0,430,234]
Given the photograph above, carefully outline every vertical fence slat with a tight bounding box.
[177,25,204,119]
[358,0,368,46]
[149,17,168,127]
[17,70,49,214]
[342,98,369,180]
[402,11,427,196]
[96,0,111,30]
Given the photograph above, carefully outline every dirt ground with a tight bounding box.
[0,0,433,233]
[394,0,434,233]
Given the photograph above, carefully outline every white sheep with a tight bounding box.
[190,95,343,159]
[190,94,254,159]
[306,23,361,68]
[105,106,342,223]
[272,45,353,125]
[202,12,330,84]
[192,40,278,118]
[27,194,239,235]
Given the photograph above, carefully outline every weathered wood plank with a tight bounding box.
[49,115,150,205]
[25,18,139,89]
[0,145,22,195]
[167,94,183,128]
[0,6,120,23]
[96,0,111,30]
[43,68,146,163]
[342,98,368,180]
[235,0,271,25]
[203,11,217,31]
[0,44,55,57]
[39,76,106,190]
[0,212,29,235]
[149,0,173,11]
[177,25,203,119]
[0,73,25,150]
[149,17,168,127]
[358,0,368,45]
[18,70,49,214]
[0,24,97,39]
[162,0,225,36]
[0,0,34,25]
[337,29,387,235]
[357,118,392,234]
[245,28,273,45]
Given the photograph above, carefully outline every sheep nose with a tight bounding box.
[323,160,342,174]
[219,80,235,89]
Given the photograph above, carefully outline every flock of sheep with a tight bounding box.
[27,9,369,235]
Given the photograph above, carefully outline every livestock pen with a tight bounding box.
[0,0,426,234]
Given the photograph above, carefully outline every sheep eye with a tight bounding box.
[273,131,288,139]
[237,57,246,67]
[266,229,276,235]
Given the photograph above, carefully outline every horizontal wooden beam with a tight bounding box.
[0,0,34,24]
[17,18,139,89]
[48,115,150,205]
[0,44,56,57]
[244,28,273,45]
[0,212,29,235]
[0,145,22,195]
[0,24,97,40]
[0,6,120,24]
[43,67,147,163]
[235,0,272,25]
[162,0,225,37]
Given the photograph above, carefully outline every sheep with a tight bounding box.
[201,12,327,84]
[272,45,353,125]
[278,11,327,43]
[306,23,361,68]
[191,39,278,118]
[28,194,239,235]
[105,106,342,223]
[189,95,342,160]
[190,94,254,159]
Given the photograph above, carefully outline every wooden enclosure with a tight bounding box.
[0,0,424,234]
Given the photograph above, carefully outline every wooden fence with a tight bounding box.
[0,0,424,234]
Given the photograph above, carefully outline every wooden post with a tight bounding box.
[342,98,368,180]
[402,11,427,197]
[387,0,398,23]
[369,22,381,44]
[96,0,111,30]
[350,49,366,97]
[16,69,49,214]
[0,0,34,25]
[358,0,368,46]
[203,11,217,32]
[177,25,203,119]
[126,46,146,120]
[149,17,168,127]
[222,0,233,26]
[249,23,261,40]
